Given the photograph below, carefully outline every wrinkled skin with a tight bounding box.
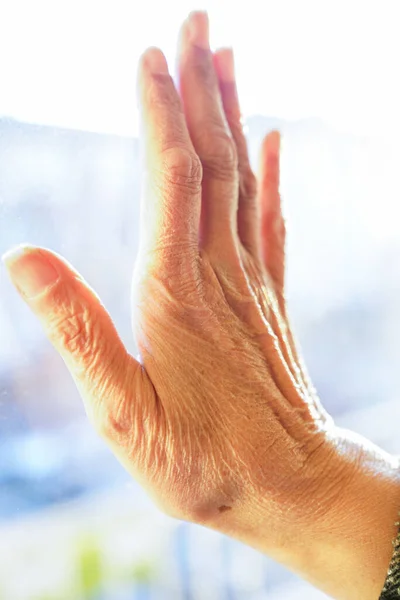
[3,11,365,562]
[129,240,337,531]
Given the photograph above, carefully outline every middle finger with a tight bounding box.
[177,11,239,255]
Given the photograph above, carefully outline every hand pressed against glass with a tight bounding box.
[4,11,400,600]
[111,11,336,526]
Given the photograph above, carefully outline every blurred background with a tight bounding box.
[1,0,400,598]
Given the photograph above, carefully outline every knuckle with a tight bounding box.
[201,131,238,180]
[191,55,215,87]
[240,166,258,200]
[48,307,93,358]
[160,147,203,193]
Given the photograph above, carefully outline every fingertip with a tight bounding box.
[140,47,169,75]
[2,244,60,299]
[263,130,281,153]
[187,10,209,49]
[137,47,170,110]
[187,9,209,21]
[271,130,281,152]
[2,243,36,267]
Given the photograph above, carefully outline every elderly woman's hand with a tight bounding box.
[4,11,400,600]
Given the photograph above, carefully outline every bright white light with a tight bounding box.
[0,0,399,137]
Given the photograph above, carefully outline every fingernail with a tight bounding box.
[145,47,169,75]
[2,244,60,299]
[188,11,209,49]
[215,48,235,82]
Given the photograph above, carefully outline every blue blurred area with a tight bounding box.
[0,422,129,520]
[0,117,144,520]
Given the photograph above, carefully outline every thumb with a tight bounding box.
[2,244,142,439]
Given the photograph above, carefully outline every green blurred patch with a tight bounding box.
[73,529,158,598]
[76,533,104,598]
[129,559,156,584]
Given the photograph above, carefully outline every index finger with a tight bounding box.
[137,47,203,272]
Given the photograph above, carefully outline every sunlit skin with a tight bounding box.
[3,11,400,600]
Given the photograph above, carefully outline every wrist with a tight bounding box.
[214,425,400,600]
[275,426,400,599]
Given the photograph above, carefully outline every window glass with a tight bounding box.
[1,1,400,598]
